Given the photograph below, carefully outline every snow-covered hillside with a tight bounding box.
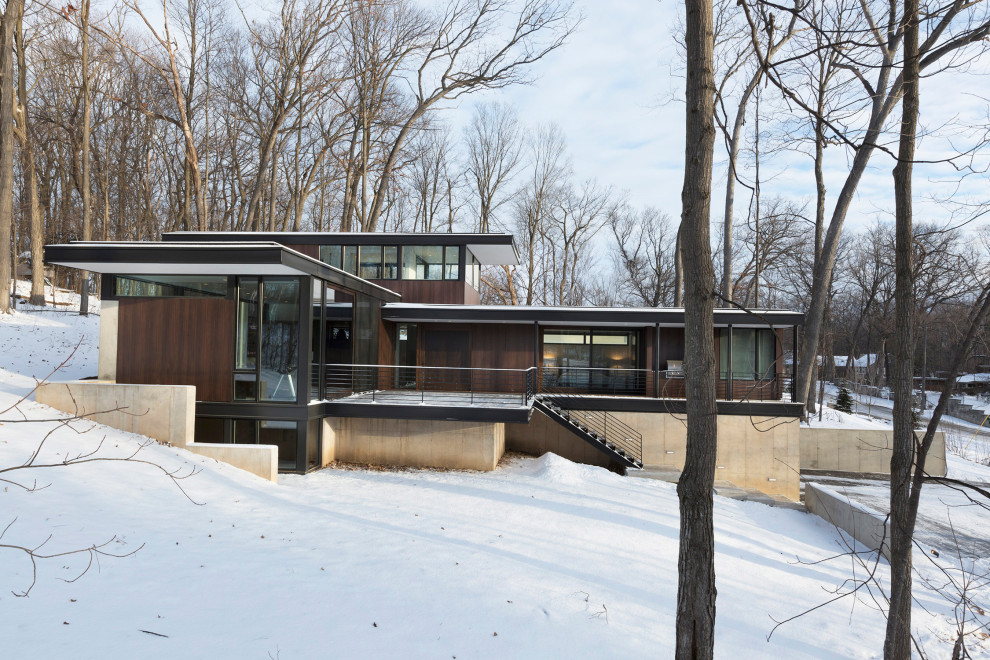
[1,286,987,658]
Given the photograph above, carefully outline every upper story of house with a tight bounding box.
[162,232,520,305]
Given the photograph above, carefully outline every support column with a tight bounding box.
[98,299,118,381]
[726,325,733,400]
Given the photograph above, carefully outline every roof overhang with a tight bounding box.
[380,304,804,327]
[163,231,521,266]
[44,241,402,302]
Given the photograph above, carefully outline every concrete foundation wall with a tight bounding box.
[36,380,194,448]
[506,411,614,470]
[800,428,946,477]
[35,380,278,482]
[185,443,278,482]
[325,417,506,471]
[805,483,889,560]
[509,410,801,500]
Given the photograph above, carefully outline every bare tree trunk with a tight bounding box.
[14,19,44,306]
[720,77,759,304]
[0,0,25,314]
[675,0,718,655]
[673,225,684,307]
[884,0,919,655]
[79,0,93,316]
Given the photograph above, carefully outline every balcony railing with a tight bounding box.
[323,363,537,407]
[319,363,787,404]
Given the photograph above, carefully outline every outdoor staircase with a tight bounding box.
[533,394,644,470]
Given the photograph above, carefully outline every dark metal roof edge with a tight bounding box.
[164,231,516,247]
[43,242,401,303]
[380,304,803,326]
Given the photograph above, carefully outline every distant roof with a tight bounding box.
[831,354,881,367]
[43,241,401,302]
[381,303,803,327]
[958,373,990,383]
[163,231,520,266]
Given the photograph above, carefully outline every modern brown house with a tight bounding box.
[45,232,805,498]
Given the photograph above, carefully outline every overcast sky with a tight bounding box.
[451,0,990,238]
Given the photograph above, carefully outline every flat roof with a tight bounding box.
[381,303,804,327]
[44,241,402,302]
[163,231,521,266]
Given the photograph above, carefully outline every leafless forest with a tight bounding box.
[0,0,987,385]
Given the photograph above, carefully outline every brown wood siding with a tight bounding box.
[379,320,396,366]
[285,243,319,259]
[421,324,470,389]
[116,297,235,401]
[367,279,465,304]
[470,323,535,393]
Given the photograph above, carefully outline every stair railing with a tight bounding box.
[536,378,644,466]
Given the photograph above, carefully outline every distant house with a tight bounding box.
[831,354,885,384]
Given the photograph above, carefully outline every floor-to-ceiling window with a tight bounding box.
[234,277,301,402]
[541,328,641,393]
[719,328,777,380]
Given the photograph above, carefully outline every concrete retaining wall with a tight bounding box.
[35,380,278,482]
[800,428,946,477]
[509,411,801,500]
[36,380,194,448]
[805,483,889,560]
[183,443,278,482]
[325,417,506,471]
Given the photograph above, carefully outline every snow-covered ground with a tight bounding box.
[2,285,988,658]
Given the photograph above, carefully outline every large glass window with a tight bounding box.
[383,246,399,279]
[260,279,300,402]
[402,245,443,280]
[234,277,301,403]
[719,328,776,380]
[115,275,228,298]
[358,246,382,279]
[343,246,358,276]
[542,329,640,391]
[320,245,342,270]
[234,278,259,400]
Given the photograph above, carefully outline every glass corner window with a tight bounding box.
[444,246,459,280]
[402,245,443,280]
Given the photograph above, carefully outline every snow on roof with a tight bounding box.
[829,354,881,368]
[958,372,990,383]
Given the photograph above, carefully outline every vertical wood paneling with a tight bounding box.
[116,297,235,401]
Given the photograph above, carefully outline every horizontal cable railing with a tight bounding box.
[317,363,786,404]
[323,363,538,407]
[539,366,652,396]
[715,371,787,402]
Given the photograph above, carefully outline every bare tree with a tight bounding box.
[609,205,677,306]
[738,0,990,410]
[0,0,24,314]
[545,179,613,305]
[676,0,719,656]
[465,100,522,232]
[515,121,569,305]
[363,0,576,232]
